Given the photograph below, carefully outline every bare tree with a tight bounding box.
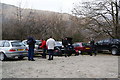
[2,2,86,41]
[72,0,120,39]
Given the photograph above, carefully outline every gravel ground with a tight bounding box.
[2,54,118,78]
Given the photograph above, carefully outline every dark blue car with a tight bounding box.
[95,39,120,55]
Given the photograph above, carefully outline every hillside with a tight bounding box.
[1,3,84,41]
[1,3,97,42]
[0,3,72,21]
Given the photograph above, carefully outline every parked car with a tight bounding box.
[95,39,120,55]
[73,42,92,54]
[0,40,28,61]
[54,41,64,56]
[64,37,78,56]
[22,40,42,54]
[54,41,77,56]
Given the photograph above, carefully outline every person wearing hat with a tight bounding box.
[27,37,36,61]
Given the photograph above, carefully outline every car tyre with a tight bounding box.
[75,52,79,56]
[18,56,24,60]
[0,52,7,61]
[111,48,118,55]
[80,51,83,55]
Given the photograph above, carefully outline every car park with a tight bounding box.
[0,40,28,61]
[73,42,91,54]
[95,39,120,55]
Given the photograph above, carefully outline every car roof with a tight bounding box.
[22,40,41,41]
[0,40,21,42]
[74,42,84,43]
[97,38,120,42]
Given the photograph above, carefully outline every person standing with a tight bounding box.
[90,39,96,56]
[27,37,36,61]
[40,39,47,58]
[46,36,55,60]
[62,37,68,57]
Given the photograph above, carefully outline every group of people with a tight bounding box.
[27,36,96,61]
[27,36,55,61]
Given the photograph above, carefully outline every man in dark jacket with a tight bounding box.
[62,37,68,57]
[27,37,36,61]
[90,39,96,56]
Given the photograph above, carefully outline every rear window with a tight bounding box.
[82,43,90,46]
[23,41,27,45]
[55,42,62,46]
[73,43,81,47]
[11,42,25,47]
[35,40,41,45]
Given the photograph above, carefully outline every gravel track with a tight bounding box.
[2,54,118,78]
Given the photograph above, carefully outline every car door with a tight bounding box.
[2,41,11,53]
[95,40,104,50]
[102,39,111,50]
[74,43,83,51]
[0,41,5,52]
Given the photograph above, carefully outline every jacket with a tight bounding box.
[46,38,55,50]
[27,37,36,48]
[40,40,47,49]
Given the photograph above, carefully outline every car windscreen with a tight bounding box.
[11,42,25,47]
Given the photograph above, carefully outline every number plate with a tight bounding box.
[18,49,24,51]
[86,48,90,49]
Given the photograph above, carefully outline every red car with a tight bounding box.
[73,42,92,54]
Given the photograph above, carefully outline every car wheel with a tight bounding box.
[0,52,7,61]
[18,56,24,60]
[111,48,118,55]
[75,52,79,56]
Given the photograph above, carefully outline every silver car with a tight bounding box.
[0,40,28,61]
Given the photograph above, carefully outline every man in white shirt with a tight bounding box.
[46,36,55,60]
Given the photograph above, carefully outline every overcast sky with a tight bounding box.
[1,0,93,13]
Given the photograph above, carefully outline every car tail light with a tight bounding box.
[26,49,28,51]
[9,49,16,52]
